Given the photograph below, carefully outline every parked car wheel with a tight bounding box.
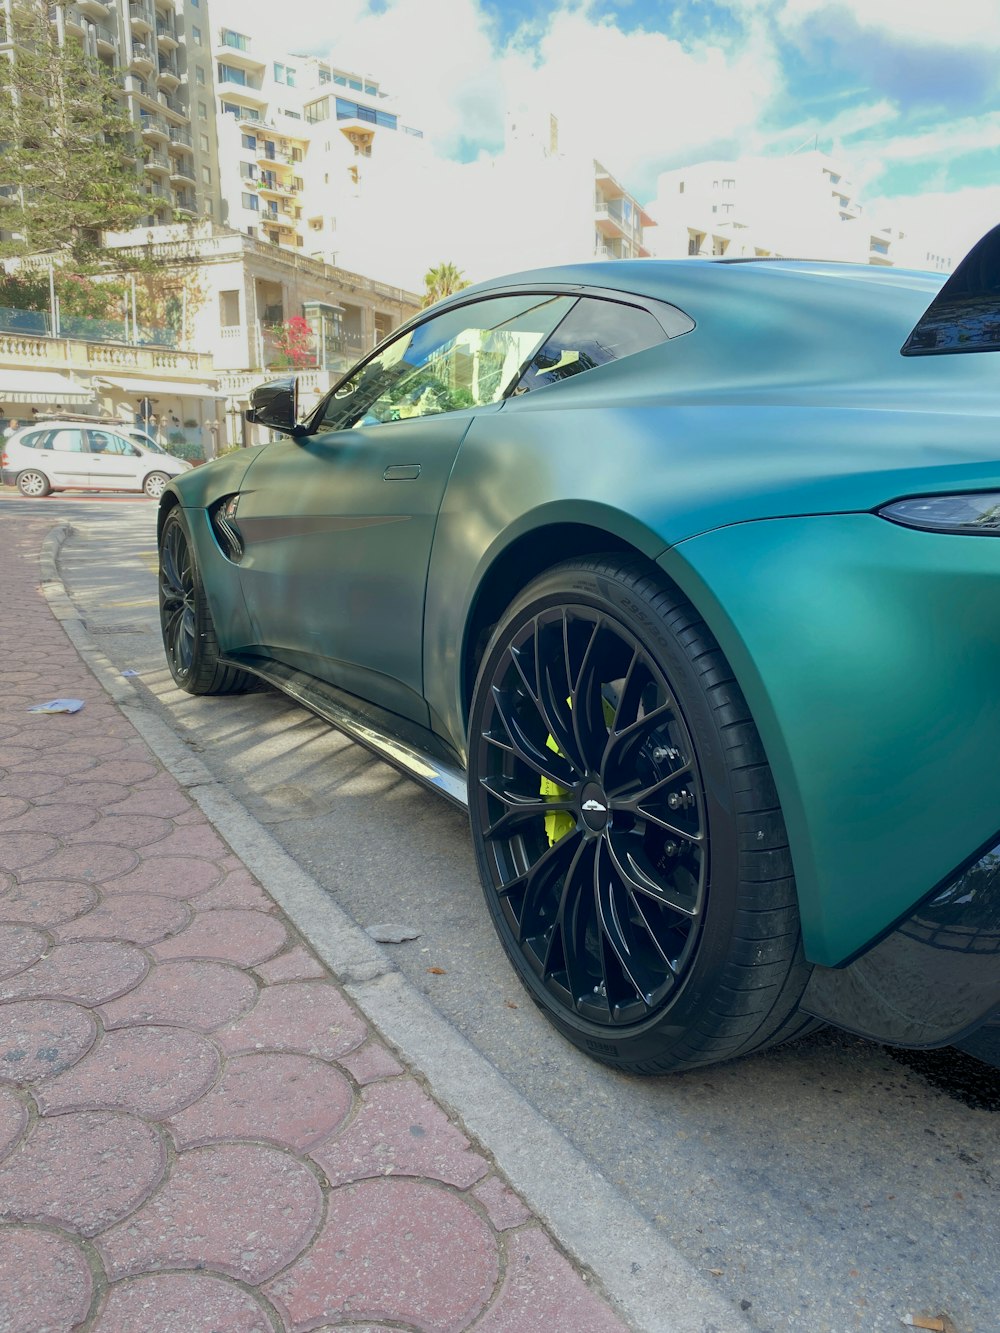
[158,509,256,695]
[17,469,51,498]
[468,556,814,1074]
[144,471,171,499]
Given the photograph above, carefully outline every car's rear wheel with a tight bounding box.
[468,556,816,1074]
[17,470,50,498]
[159,508,256,695]
[144,471,170,499]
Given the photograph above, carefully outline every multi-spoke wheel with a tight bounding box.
[144,471,170,499]
[468,557,816,1073]
[159,509,256,695]
[17,469,50,498]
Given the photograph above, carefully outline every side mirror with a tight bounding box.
[245,376,302,435]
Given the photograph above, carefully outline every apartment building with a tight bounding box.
[646,152,952,271]
[0,0,221,229]
[207,14,429,281]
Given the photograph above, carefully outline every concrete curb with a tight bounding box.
[40,523,751,1333]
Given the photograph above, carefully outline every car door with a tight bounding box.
[235,291,576,723]
[85,429,144,491]
[39,428,90,489]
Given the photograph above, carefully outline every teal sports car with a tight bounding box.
[158,227,1000,1074]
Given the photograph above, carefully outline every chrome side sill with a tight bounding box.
[224,654,469,809]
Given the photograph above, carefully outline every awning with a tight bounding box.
[0,368,94,405]
[96,376,223,397]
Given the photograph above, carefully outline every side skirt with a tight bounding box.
[222,653,469,809]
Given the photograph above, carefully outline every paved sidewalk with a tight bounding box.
[0,515,634,1332]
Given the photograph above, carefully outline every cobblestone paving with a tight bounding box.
[0,517,630,1333]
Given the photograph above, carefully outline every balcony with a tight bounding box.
[93,22,117,53]
[139,111,169,141]
[128,1,153,32]
[256,144,293,167]
[78,0,110,17]
[159,91,185,117]
[129,41,156,74]
[173,191,197,215]
[59,5,86,36]
[216,71,268,106]
[155,18,178,49]
[216,30,265,71]
[168,126,193,151]
[157,55,181,88]
[144,148,170,174]
[169,158,196,184]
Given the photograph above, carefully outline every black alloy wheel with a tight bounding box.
[468,557,816,1074]
[158,509,255,695]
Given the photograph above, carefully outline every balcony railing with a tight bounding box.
[168,126,192,147]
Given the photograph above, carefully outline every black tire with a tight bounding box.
[17,469,51,498]
[144,471,170,499]
[468,555,814,1074]
[158,508,256,695]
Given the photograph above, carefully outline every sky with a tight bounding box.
[214,0,1000,261]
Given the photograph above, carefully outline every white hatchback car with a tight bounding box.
[1,422,192,498]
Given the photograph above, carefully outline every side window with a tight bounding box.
[100,432,137,456]
[49,430,85,453]
[314,293,577,432]
[510,298,674,396]
[19,431,46,450]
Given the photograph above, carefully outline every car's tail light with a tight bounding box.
[1,450,7,469]
[879,494,1000,535]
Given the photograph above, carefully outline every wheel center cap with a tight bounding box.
[580,782,610,832]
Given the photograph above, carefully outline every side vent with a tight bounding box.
[210,494,244,564]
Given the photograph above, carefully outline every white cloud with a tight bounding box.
[780,0,1000,50]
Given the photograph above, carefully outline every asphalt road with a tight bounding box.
[9,490,999,1333]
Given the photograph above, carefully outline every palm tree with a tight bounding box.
[422,261,469,308]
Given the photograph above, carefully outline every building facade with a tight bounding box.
[646,152,953,272]
[0,0,222,232]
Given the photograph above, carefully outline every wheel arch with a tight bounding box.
[459,520,659,729]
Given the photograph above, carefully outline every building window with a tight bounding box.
[722,178,735,189]
[291,147,303,162]
[241,192,259,211]
[241,133,257,149]
[198,100,207,118]
[195,66,205,85]
[200,133,210,152]
[218,63,247,86]
[221,30,251,52]
[274,62,296,86]
[319,69,331,83]
[206,199,214,215]
[219,291,240,326]
[333,97,397,129]
[201,166,211,183]
[292,176,303,191]
[239,162,257,179]
[678,181,684,193]
[192,26,201,44]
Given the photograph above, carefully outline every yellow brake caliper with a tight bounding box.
[541,732,575,847]
[541,694,615,846]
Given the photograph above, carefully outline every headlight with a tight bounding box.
[879,494,1000,535]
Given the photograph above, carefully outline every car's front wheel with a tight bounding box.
[159,508,256,695]
[144,471,170,499]
[468,556,817,1074]
[17,469,50,498]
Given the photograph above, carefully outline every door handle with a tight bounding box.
[383,464,420,481]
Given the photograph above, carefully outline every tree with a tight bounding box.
[422,261,469,308]
[0,0,150,261]
[271,316,314,368]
